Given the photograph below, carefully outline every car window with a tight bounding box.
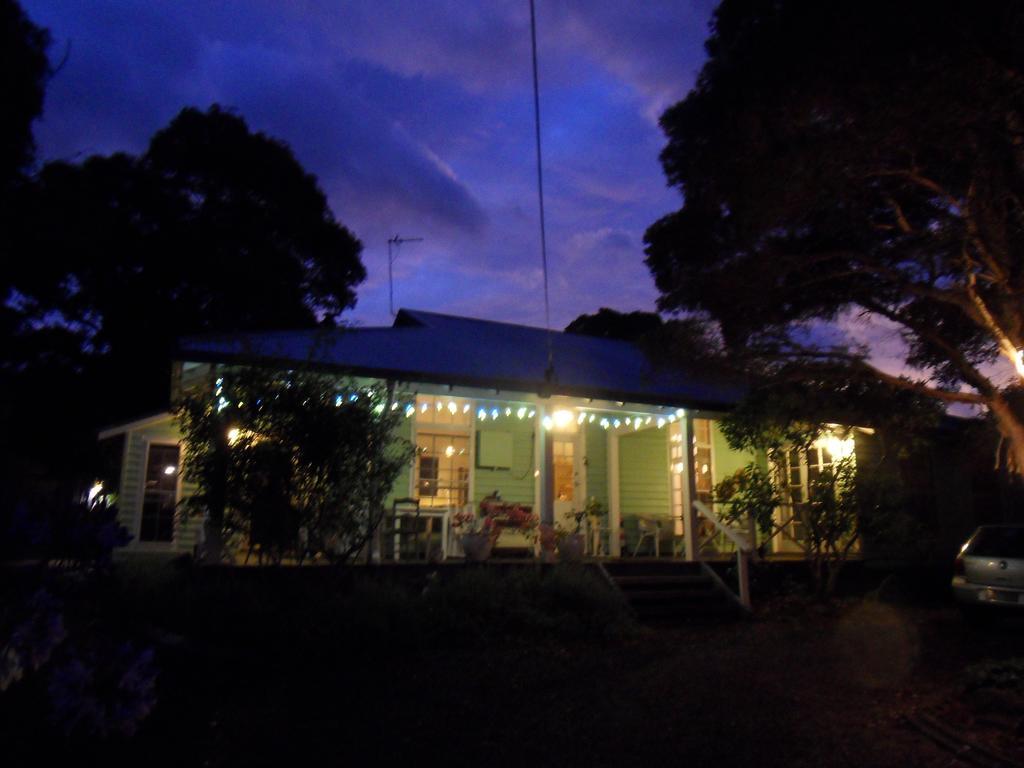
[966,527,1024,558]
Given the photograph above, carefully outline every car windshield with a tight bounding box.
[966,527,1024,558]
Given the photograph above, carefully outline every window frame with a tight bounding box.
[138,438,182,547]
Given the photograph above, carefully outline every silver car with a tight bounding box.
[952,525,1024,617]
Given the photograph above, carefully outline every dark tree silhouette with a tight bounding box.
[645,0,1024,474]
[0,0,49,189]
[564,308,663,342]
[3,105,366,514]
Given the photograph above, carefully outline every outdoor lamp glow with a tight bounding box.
[552,409,574,429]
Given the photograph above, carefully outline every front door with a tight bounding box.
[552,436,580,531]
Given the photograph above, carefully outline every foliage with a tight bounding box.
[644,0,1024,473]
[714,446,864,599]
[1,104,366,520]
[0,500,130,568]
[713,463,781,541]
[174,366,413,564]
[965,658,1024,693]
[565,308,663,342]
[0,0,50,188]
[0,586,156,739]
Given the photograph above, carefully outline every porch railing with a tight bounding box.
[692,500,753,610]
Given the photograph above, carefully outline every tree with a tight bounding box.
[174,367,413,564]
[645,0,1024,474]
[564,308,663,342]
[2,106,365,515]
[0,0,49,190]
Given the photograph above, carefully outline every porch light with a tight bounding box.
[625,417,632,426]
[552,409,574,429]
[505,407,512,416]
[600,418,610,429]
[577,412,586,425]
[404,404,415,417]
[528,409,536,418]
[421,402,429,413]
[448,401,458,414]
[462,403,471,413]
[588,414,595,423]
[657,418,666,428]
[517,407,527,419]
[163,465,176,476]
[491,408,499,420]
[672,462,684,474]
[542,416,554,430]
[87,481,104,506]
[819,433,855,460]
[477,408,487,420]
[445,445,455,458]
[676,409,685,417]
[613,419,621,428]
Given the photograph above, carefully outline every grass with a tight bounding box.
[2,561,1023,767]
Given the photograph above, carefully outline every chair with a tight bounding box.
[632,516,662,557]
[384,497,428,561]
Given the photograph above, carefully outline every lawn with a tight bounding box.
[2,563,1022,767]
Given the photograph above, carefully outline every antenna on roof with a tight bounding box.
[387,234,424,317]
[528,0,554,382]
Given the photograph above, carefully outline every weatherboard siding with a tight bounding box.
[619,427,671,520]
[473,414,536,507]
[583,422,609,515]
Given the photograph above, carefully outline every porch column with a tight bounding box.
[607,430,621,557]
[682,412,700,561]
[537,405,554,525]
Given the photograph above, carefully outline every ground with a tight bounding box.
[2,566,1022,767]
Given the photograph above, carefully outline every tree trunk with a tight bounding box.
[989,395,1024,477]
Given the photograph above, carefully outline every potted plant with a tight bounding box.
[556,504,591,562]
[452,509,496,562]
[537,523,558,563]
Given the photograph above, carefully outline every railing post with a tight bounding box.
[737,551,751,609]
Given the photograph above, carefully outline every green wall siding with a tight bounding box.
[619,427,670,519]
[583,422,608,515]
[472,415,536,506]
[711,421,763,479]
[385,415,414,508]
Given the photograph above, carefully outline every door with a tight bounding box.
[552,436,580,530]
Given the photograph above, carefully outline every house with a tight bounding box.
[98,309,869,576]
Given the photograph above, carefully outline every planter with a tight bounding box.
[460,532,494,562]
[557,532,586,562]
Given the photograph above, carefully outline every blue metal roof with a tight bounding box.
[178,309,744,409]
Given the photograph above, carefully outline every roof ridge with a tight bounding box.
[398,307,565,334]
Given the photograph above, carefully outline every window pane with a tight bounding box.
[140,444,178,542]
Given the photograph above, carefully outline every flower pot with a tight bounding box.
[460,532,493,562]
[557,532,586,562]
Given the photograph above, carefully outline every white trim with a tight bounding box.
[135,436,182,549]
[607,430,621,557]
[99,412,174,440]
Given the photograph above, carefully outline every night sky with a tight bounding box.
[22,1,718,330]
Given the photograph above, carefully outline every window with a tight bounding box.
[414,433,470,508]
[140,443,178,542]
[778,440,849,545]
[669,422,685,534]
[414,395,472,427]
[692,418,714,505]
